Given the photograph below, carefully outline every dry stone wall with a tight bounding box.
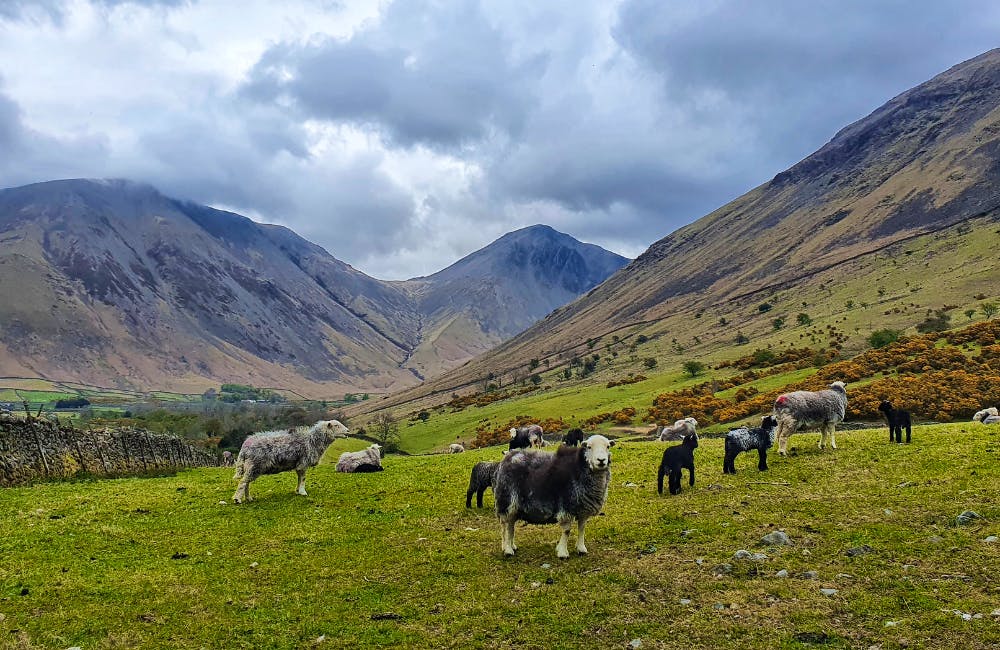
[0,414,219,486]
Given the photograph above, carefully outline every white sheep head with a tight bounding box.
[829,381,847,392]
[370,443,383,458]
[581,435,614,471]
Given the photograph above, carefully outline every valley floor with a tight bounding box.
[1,426,998,648]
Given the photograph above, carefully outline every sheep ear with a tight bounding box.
[581,441,590,449]
[609,440,616,447]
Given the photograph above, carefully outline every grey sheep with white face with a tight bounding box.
[494,435,614,558]
[232,420,350,503]
[773,381,848,456]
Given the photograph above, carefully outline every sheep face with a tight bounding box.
[829,381,847,392]
[581,435,614,470]
[370,443,383,458]
[317,420,350,438]
[683,417,698,428]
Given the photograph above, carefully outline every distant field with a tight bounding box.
[1,425,998,648]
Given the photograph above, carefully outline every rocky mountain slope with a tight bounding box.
[367,48,1000,413]
[0,180,627,395]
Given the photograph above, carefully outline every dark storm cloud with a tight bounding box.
[242,0,546,149]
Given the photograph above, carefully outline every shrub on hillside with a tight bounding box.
[868,329,902,349]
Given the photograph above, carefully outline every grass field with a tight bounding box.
[2,425,999,648]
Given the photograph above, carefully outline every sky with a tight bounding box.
[2,1,1000,279]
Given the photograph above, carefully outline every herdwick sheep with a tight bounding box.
[466,460,500,508]
[657,432,698,495]
[723,415,778,474]
[221,450,234,466]
[878,400,912,444]
[495,435,614,558]
[658,417,698,442]
[232,420,350,503]
[449,443,466,454]
[336,444,384,473]
[509,424,544,450]
[773,381,848,456]
[973,407,999,423]
[563,428,585,447]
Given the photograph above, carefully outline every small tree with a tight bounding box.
[982,302,999,319]
[868,328,902,349]
[772,317,785,331]
[682,360,705,377]
[416,410,430,422]
[758,302,773,313]
[529,373,542,385]
[735,331,749,345]
[529,358,540,370]
[964,308,976,321]
[796,312,812,326]
[369,412,400,453]
[643,357,658,369]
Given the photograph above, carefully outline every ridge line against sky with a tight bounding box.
[1,0,999,280]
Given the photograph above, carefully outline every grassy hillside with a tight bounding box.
[1,427,998,648]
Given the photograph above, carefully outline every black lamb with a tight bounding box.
[466,460,500,508]
[723,415,778,474]
[563,428,585,447]
[657,432,698,495]
[878,400,912,444]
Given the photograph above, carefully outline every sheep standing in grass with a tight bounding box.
[495,435,614,558]
[232,420,350,503]
[509,424,544,450]
[449,443,466,454]
[773,381,848,456]
[336,444,384,473]
[723,415,778,474]
[878,400,912,444]
[466,460,500,508]
[657,432,698,495]
[222,450,234,466]
[973,407,999,423]
[658,417,698,442]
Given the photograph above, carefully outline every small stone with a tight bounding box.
[713,603,726,610]
[313,635,326,645]
[679,598,692,605]
[66,647,83,650]
[902,564,917,571]
[956,510,981,526]
[545,577,554,585]
[695,557,704,566]
[801,570,819,579]
[820,588,838,596]
[623,482,639,488]
[712,563,733,576]
[681,529,694,537]
[991,609,1000,617]
[801,549,811,556]
[732,550,753,560]
[775,569,789,578]
[927,535,944,544]
[207,551,213,556]
[0,613,5,622]
[250,562,259,568]
[760,531,793,546]
[983,536,998,543]
[846,545,874,557]
[530,581,541,588]
[640,545,657,555]
[629,639,642,649]
[218,501,227,505]
[541,563,551,569]
[836,573,855,579]
[464,527,479,531]
[751,552,768,561]
[883,509,893,516]
[884,621,900,628]
[973,613,983,620]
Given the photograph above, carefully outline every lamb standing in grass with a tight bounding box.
[657,432,698,495]
[509,424,544,450]
[449,443,466,454]
[658,417,698,442]
[232,420,349,503]
[466,460,500,508]
[878,400,912,444]
[773,381,848,456]
[494,435,614,558]
[336,444,384,473]
[563,428,585,447]
[723,415,778,474]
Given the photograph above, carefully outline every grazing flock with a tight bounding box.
[226,383,999,558]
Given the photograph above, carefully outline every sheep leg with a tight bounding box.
[723,452,735,474]
[556,515,573,558]
[295,469,308,496]
[828,423,837,449]
[758,447,768,471]
[500,517,516,556]
[818,427,826,450]
[688,462,695,487]
[233,464,254,503]
[905,423,911,444]
[669,469,681,495]
[477,487,488,508]
[576,517,589,555]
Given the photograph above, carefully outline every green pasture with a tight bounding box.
[1,424,998,648]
